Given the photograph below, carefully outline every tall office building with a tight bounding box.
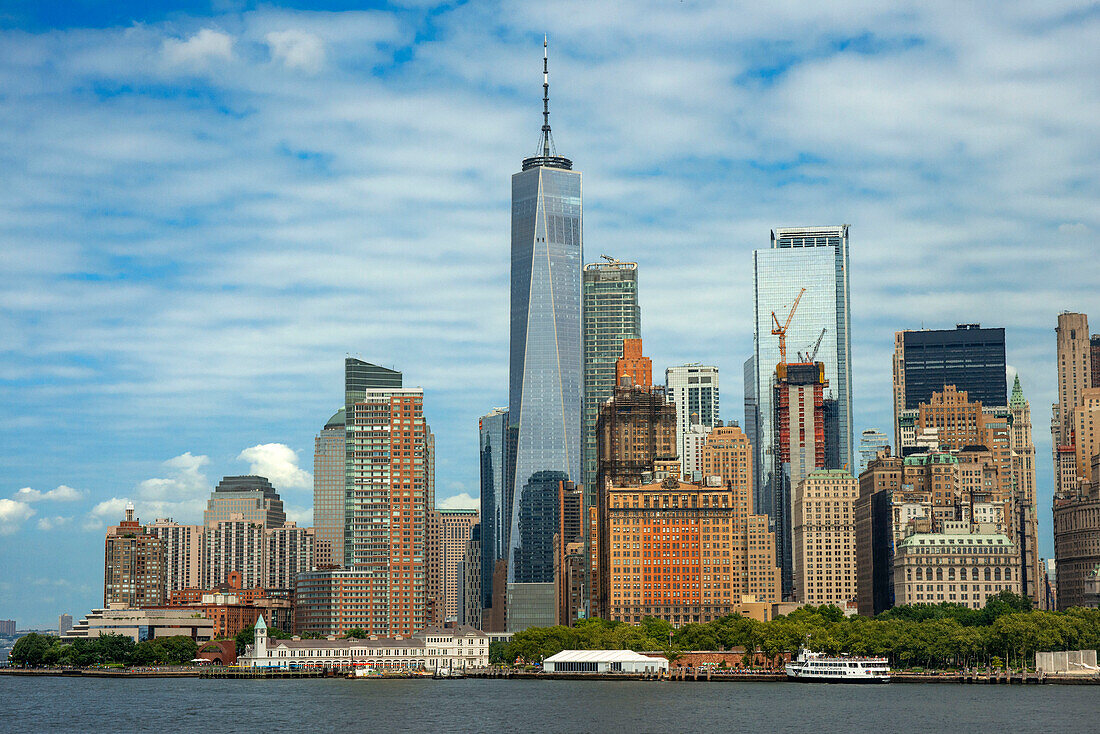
[58,614,73,636]
[892,324,1007,450]
[582,259,640,499]
[772,361,831,598]
[506,41,583,631]
[1051,313,1096,497]
[459,524,482,629]
[203,476,286,529]
[104,504,166,607]
[747,225,852,529]
[343,358,432,636]
[593,341,680,619]
[666,364,720,475]
[313,408,346,568]
[1009,375,1042,605]
[430,509,479,624]
[478,407,509,626]
[146,518,204,594]
[793,470,858,606]
[858,429,890,473]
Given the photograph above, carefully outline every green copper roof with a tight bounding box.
[1009,374,1026,408]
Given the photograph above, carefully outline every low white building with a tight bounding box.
[62,605,214,644]
[543,649,668,674]
[238,617,489,672]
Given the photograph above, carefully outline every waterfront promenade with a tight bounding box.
[4,666,1098,684]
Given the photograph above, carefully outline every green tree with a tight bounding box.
[344,628,369,639]
[132,636,198,665]
[9,633,55,666]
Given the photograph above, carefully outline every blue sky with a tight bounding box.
[1,1,1098,627]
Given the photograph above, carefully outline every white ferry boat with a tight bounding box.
[785,650,890,683]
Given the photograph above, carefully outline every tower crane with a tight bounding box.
[798,328,827,363]
[771,287,806,365]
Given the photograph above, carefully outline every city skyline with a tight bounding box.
[3,2,1100,626]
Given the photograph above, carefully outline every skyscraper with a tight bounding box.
[858,429,890,473]
[146,518,204,594]
[1009,375,1041,605]
[1051,313,1093,498]
[203,476,286,528]
[104,504,166,607]
[507,40,583,631]
[582,258,640,500]
[772,361,831,598]
[313,408,345,568]
[747,225,852,523]
[343,357,432,636]
[478,407,509,620]
[666,364,720,475]
[892,324,1007,450]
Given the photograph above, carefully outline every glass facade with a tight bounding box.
[478,407,509,610]
[507,160,582,628]
[582,261,640,505]
[748,226,853,528]
[313,408,345,568]
[858,429,890,473]
[899,325,1007,408]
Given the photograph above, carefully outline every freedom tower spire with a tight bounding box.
[523,36,572,171]
[506,36,583,630]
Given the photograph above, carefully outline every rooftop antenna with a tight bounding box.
[539,35,555,157]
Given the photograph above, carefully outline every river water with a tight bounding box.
[1,676,1092,733]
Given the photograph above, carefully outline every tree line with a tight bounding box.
[499,593,1100,670]
[8,633,198,667]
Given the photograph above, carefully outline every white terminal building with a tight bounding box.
[542,649,669,674]
[238,617,489,672]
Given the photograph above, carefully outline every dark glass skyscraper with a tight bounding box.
[506,40,583,631]
[478,407,509,611]
[892,324,1007,448]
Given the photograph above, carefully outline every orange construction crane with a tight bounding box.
[771,287,806,365]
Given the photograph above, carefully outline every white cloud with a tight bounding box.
[437,492,479,511]
[83,497,130,531]
[12,485,83,503]
[266,30,326,72]
[36,516,72,531]
[0,498,36,534]
[238,443,312,491]
[162,28,234,66]
[138,452,210,500]
[285,505,314,525]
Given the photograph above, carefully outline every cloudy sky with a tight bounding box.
[1,1,1098,627]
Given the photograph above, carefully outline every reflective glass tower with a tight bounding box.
[746,226,853,529]
[478,407,509,611]
[582,259,640,504]
[507,40,583,631]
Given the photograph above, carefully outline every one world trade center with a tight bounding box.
[506,39,583,631]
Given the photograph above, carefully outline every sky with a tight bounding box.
[1,1,1098,627]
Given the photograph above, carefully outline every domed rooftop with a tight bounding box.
[325,407,346,430]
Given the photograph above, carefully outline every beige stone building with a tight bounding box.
[893,529,1020,608]
[1053,487,1100,609]
[793,470,857,606]
[1052,312,1094,496]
